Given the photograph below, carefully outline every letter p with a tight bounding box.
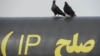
[24,34,41,55]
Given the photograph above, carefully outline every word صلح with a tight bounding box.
[55,33,95,56]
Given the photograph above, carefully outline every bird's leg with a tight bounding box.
[57,14,59,17]
[55,14,59,17]
[64,12,67,17]
[54,14,56,17]
[53,14,56,17]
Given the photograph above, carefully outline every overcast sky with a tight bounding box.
[0,0,100,17]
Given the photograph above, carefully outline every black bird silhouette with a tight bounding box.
[63,1,76,17]
[51,0,65,16]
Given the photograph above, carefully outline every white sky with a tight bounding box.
[0,0,100,17]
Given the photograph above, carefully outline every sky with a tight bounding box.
[0,0,100,17]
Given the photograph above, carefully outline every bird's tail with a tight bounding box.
[71,14,77,17]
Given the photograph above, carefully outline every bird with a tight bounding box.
[63,1,76,17]
[51,0,65,16]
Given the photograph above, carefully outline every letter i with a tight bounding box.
[18,35,24,55]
